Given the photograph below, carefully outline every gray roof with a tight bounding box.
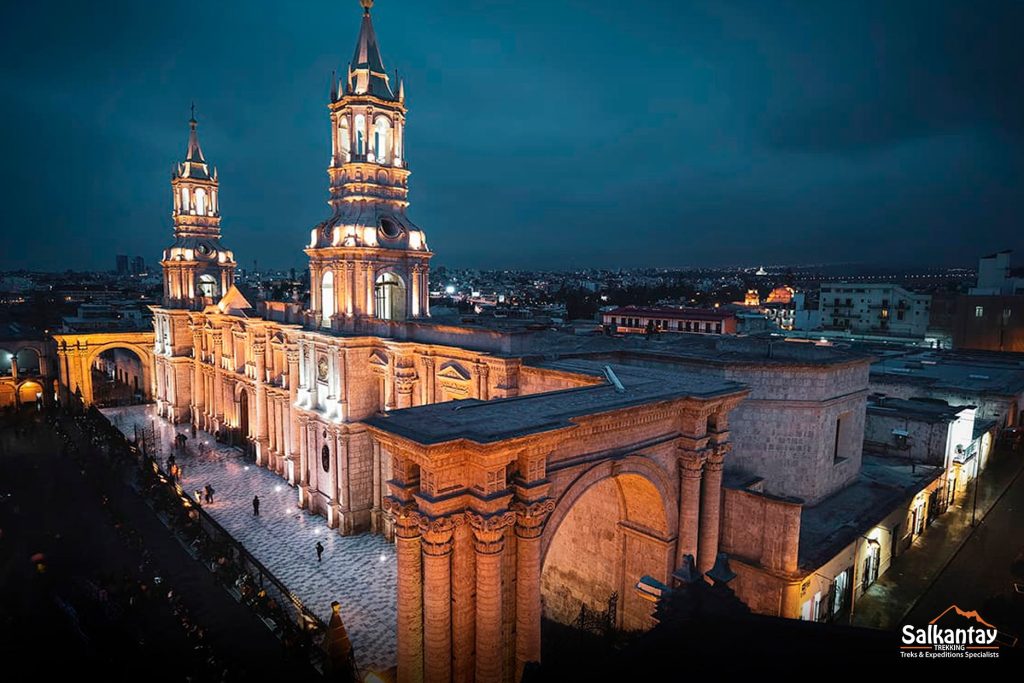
[797,454,941,571]
[871,349,1024,396]
[866,396,972,423]
[365,361,745,446]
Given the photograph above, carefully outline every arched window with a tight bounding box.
[374,117,391,164]
[355,114,365,155]
[197,274,218,299]
[180,187,190,212]
[339,117,351,162]
[374,272,406,321]
[320,270,335,327]
[321,444,330,472]
[195,187,208,216]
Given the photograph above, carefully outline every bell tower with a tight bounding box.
[306,0,431,332]
[161,109,236,310]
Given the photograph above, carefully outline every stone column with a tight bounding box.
[477,362,490,401]
[365,262,375,316]
[470,511,514,683]
[387,500,424,683]
[253,340,269,466]
[9,355,17,382]
[191,329,204,427]
[421,356,435,405]
[286,347,301,484]
[512,499,555,680]
[676,450,704,569]
[698,445,727,574]
[297,416,310,509]
[211,331,223,428]
[410,264,421,317]
[421,515,455,683]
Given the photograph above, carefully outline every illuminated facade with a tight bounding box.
[52,3,976,680]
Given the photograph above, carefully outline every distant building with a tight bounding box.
[115,254,129,276]
[819,283,930,337]
[603,305,737,335]
[864,396,995,503]
[870,348,1024,429]
[130,255,146,275]
[953,251,1024,352]
[971,250,1024,295]
[743,289,760,307]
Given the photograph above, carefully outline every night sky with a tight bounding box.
[2,0,1021,272]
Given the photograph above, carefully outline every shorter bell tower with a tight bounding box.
[161,110,236,310]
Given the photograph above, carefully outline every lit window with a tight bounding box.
[975,306,984,317]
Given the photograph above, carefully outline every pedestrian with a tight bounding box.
[190,423,197,439]
[315,541,324,563]
[194,489,203,505]
[204,484,214,504]
[167,454,176,470]
[252,495,260,516]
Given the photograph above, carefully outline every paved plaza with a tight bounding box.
[102,405,398,673]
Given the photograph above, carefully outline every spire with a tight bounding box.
[349,0,394,99]
[177,106,210,180]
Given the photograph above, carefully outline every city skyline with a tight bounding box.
[3,1,1022,271]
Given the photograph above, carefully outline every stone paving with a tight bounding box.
[102,405,397,673]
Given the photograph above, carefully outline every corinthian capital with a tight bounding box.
[467,510,516,554]
[510,498,555,539]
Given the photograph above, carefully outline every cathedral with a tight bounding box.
[52,3,941,683]
[144,5,743,681]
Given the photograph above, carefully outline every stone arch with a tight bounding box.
[79,341,154,407]
[541,456,677,633]
[233,382,254,441]
[374,270,406,321]
[16,379,44,406]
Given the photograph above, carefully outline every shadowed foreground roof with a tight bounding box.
[365,361,745,446]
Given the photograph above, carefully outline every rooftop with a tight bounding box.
[870,348,1024,396]
[605,305,735,322]
[797,454,942,571]
[866,396,972,423]
[364,361,745,446]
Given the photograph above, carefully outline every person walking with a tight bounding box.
[204,484,215,504]
[252,495,260,516]
[190,423,197,439]
[315,541,324,563]
[194,489,203,505]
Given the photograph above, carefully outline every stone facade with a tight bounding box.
[0,339,57,409]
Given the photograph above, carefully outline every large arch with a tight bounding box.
[54,332,155,407]
[83,342,153,407]
[541,457,677,633]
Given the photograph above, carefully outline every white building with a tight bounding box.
[819,283,931,338]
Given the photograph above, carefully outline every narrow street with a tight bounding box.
[905,461,1024,638]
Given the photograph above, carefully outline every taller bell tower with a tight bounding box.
[161,110,236,310]
[306,0,431,332]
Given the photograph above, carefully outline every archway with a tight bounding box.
[238,387,251,445]
[0,348,12,377]
[14,348,41,376]
[374,272,406,321]
[17,380,43,408]
[541,468,673,635]
[90,347,148,407]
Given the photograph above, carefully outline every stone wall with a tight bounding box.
[869,376,1019,428]
[864,411,949,465]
